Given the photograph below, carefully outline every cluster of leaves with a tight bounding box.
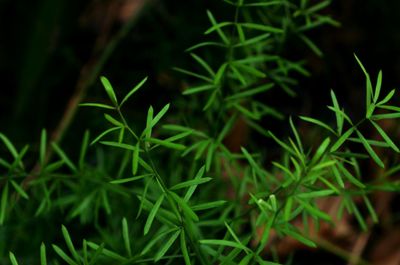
[1,0,400,265]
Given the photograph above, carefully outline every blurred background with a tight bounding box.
[0,0,399,264]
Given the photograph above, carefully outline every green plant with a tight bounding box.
[1,0,400,264]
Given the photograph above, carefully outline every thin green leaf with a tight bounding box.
[299,34,322,57]
[9,144,27,170]
[298,199,331,221]
[214,63,228,85]
[272,161,296,180]
[144,194,165,235]
[82,240,88,265]
[236,24,245,42]
[100,76,118,106]
[206,11,230,44]
[151,104,170,127]
[370,120,399,152]
[9,252,19,265]
[257,216,274,254]
[332,163,345,188]
[87,242,127,262]
[306,0,331,13]
[327,105,353,126]
[284,197,294,221]
[40,243,47,265]
[120,76,147,107]
[283,229,317,248]
[348,137,389,146]
[52,244,79,265]
[354,54,373,111]
[183,84,216,95]
[225,223,251,255]
[69,193,95,218]
[0,133,18,159]
[162,131,192,144]
[132,142,140,175]
[203,89,218,111]
[317,175,340,194]
[10,180,29,199]
[233,33,270,47]
[330,127,355,152]
[117,125,125,140]
[79,130,90,169]
[116,131,127,148]
[155,229,181,261]
[51,143,77,172]
[230,64,247,86]
[122,217,132,257]
[146,138,186,150]
[79,103,115,110]
[0,158,11,169]
[233,63,266,78]
[104,114,123,127]
[244,1,283,7]
[299,116,336,134]
[233,103,260,120]
[240,22,283,33]
[347,200,367,231]
[356,130,384,168]
[40,129,47,166]
[43,160,64,173]
[145,106,153,140]
[362,195,378,223]
[185,41,227,52]
[372,113,400,120]
[297,190,335,199]
[373,70,382,103]
[173,67,214,83]
[336,163,365,188]
[376,105,400,112]
[217,115,237,143]
[170,191,199,221]
[61,225,80,262]
[224,222,242,247]
[180,230,192,265]
[136,181,150,219]
[90,127,120,145]
[101,190,111,215]
[366,102,376,118]
[141,228,179,255]
[239,253,253,265]
[171,177,212,190]
[87,242,105,265]
[311,159,337,171]
[204,22,233,35]
[191,200,227,211]
[268,131,296,156]
[100,141,135,151]
[377,89,395,106]
[289,117,304,154]
[330,90,344,134]
[311,137,330,164]
[200,239,251,252]
[191,53,215,77]
[184,166,206,201]
[162,124,202,135]
[205,142,215,171]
